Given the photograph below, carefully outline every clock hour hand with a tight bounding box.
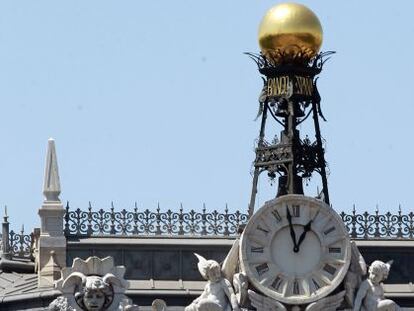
[286,206,298,252]
[296,220,312,252]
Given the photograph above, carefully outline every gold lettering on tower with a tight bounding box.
[267,75,314,97]
[280,76,286,94]
[303,77,313,96]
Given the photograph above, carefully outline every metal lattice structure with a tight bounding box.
[246,52,335,217]
[62,203,414,239]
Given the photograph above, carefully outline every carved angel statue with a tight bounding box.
[248,289,345,311]
[345,241,367,307]
[353,260,400,311]
[185,253,240,311]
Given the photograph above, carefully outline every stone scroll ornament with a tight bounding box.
[48,256,139,311]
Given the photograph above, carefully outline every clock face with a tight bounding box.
[240,195,351,305]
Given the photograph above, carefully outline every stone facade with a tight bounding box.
[0,140,414,310]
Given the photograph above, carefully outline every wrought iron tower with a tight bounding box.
[247,3,333,217]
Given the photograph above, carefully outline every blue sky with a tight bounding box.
[0,1,413,230]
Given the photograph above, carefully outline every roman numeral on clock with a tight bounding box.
[329,247,341,253]
[251,246,264,253]
[255,263,269,276]
[293,280,300,295]
[271,209,282,222]
[323,226,336,235]
[312,278,320,290]
[323,264,337,275]
[292,204,300,217]
[257,226,269,234]
[271,276,283,291]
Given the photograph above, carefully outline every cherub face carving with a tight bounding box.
[73,276,115,310]
[206,262,222,283]
[368,260,391,284]
[83,289,106,310]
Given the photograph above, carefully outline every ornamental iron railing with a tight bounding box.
[3,204,414,260]
[340,206,414,239]
[64,202,248,237]
[9,227,35,259]
[64,202,414,239]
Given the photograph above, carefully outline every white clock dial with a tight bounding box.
[240,195,351,305]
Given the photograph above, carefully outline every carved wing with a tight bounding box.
[351,241,367,275]
[305,290,345,311]
[194,253,209,280]
[248,290,287,311]
[345,242,367,306]
[233,273,248,306]
[221,238,239,282]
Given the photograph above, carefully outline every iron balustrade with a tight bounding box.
[63,202,414,239]
[8,228,34,260]
[4,204,414,260]
[340,206,414,239]
[63,202,248,237]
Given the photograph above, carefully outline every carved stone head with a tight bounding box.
[368,260,392,284]
[54,256,129,311]
[72,275,116,310]
[206,261,221,283]
[194,253,222,283]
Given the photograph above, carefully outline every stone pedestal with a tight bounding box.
[38,202,66,287]
[37,139,66,288]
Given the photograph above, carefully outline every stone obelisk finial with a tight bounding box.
[43,138,61,202]
[38,138,66,287]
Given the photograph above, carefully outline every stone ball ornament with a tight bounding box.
[240,195,351,305]
[258,3,323,63]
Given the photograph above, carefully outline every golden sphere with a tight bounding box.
[258,3,323,62]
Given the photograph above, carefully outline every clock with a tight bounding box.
[240,195,351,305]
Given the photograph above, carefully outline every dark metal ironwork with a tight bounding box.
[4,204,414,261]
[8,226,34,259]
[63,202,248,237]
[340,206,414,239]
[247,51,333,217]
[63,203,414,240]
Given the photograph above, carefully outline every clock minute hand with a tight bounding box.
[296,208,320,252]
[286,207,298,252]
[296,220,312,252]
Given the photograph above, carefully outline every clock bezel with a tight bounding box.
[240,194,351,305]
